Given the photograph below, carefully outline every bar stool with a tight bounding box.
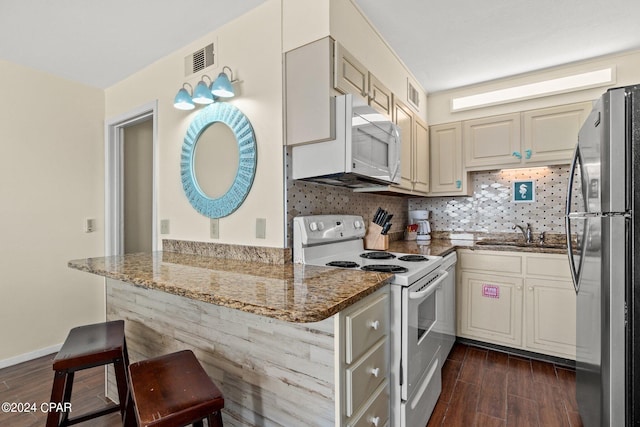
[125,349,224,427]
[46,320,129,427]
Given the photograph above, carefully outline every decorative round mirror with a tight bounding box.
[181,102,257,218]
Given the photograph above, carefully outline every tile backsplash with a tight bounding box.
[409,165,571,234]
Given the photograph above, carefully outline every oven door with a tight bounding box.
[401,268,448,401]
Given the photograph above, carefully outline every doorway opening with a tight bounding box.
[105,101,158,256]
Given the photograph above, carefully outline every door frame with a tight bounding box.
[104,101,159,256]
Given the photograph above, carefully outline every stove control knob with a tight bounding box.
[354,220,362,229]
[317,222,325,230]
[309,222,318,231]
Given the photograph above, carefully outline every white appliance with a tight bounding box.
[293,215,450,427]
[291,94,401,188]
[565,84,640,426]
[409,210,432,241]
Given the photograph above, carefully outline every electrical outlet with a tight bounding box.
[256,218,266,239]
[160,219,170,234]
[84,218,95,233]
[210,218,219,239]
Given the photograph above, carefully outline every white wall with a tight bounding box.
[428,50,640,125]
[105,0,285,248]
[0,60,106,364]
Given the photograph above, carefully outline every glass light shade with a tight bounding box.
[173,88,195,110]
[211,72,235,98]
[192,80,214,104]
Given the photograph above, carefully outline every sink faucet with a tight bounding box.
[513,223,532,244]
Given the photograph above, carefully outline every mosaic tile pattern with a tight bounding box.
[409,166,575,234]
[285,149,407,246]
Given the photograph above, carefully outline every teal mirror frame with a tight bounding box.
[181,102,257,218]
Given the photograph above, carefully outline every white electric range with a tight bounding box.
[293,215,450,427]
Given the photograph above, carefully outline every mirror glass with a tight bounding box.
[181,102,257,219]
[194,123,239,198]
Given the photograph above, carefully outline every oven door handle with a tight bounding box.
[409,270,449,300]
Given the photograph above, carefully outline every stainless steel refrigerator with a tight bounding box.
[566,84,640,426]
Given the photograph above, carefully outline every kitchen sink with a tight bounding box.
[475,240,566,250]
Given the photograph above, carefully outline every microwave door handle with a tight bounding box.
[389,124,401,181]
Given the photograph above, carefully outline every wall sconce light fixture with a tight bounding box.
[173,66,237,110]
[173,83,195,110]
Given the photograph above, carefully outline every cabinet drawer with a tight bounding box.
[346,338,387,417]
[345,293,389,364]
[459,250,522,275]
[347,382,389,427]
[525,254,571,280]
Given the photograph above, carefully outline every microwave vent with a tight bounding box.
[185,42,216,76]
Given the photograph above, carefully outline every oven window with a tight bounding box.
[417,291,437,341]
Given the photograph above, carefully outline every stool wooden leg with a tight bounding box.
[193,420,204,427]
[122,389,137,427]
[113,356,128,418]
[46,370,67,427]
[209,411,223,427]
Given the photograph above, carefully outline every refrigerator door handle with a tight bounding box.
[566,146,581,293]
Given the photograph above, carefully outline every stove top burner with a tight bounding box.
[361,264,409,273]
[360,252,396,260]
[398,255,429,262]
[326,261,360,268]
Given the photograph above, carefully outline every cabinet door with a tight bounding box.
[522,102,592,165]
[335,42,368,101]
[429,122,468,195]
[463,113,521,169]
[524,277,576,359]
[368,74,393,118]
[413,118,429,194]
[392,99,414,191]
[458,271,523,347]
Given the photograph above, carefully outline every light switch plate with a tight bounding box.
[84,218,95,233]
[210,218,219,239]
[160,219,170,234]
[256,218,266,239]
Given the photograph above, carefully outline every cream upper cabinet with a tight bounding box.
[335,42,393,118]
[463,113,521,169]
[335,42,369,101]
[428,122,470,196]
[457,250,576,360]
[393,99,415,192]
[522,102,592,165]
[462,102,592,170]
[413,118,430,194]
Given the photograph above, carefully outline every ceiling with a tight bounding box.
[1,0,639,93]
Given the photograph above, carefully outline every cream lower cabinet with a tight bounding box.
[457,250,576,359]
[336,286,390,427]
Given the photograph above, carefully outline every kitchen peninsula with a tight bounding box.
[68,240,393,426]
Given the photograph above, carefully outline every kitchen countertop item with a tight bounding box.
[68,251,392,323]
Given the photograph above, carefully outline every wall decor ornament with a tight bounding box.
[181,102,257,218]
[512,179,536,203]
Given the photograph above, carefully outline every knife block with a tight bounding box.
[364,222,389,251]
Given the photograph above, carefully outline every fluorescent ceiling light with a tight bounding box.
[451,68,615,111]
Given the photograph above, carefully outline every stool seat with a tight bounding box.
[127,350,224,427]
[47,320,129,427]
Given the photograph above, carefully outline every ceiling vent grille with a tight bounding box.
[185,43,215,76]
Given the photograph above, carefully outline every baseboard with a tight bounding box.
[0,343,62,369]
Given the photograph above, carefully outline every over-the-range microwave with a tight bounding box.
[291,94,401,188]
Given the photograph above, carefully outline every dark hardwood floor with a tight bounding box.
[0,353,121,427]
[0,343,582,426]
[428,343,583,427]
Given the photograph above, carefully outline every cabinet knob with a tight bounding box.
[369,367,380,377]
[517,285,522,290]
[512,151,522,159]
[456,180,462,189]
[528,286,534,291]
[369,416,380,427]
[525,149,532,159]
[369,320,380,330]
